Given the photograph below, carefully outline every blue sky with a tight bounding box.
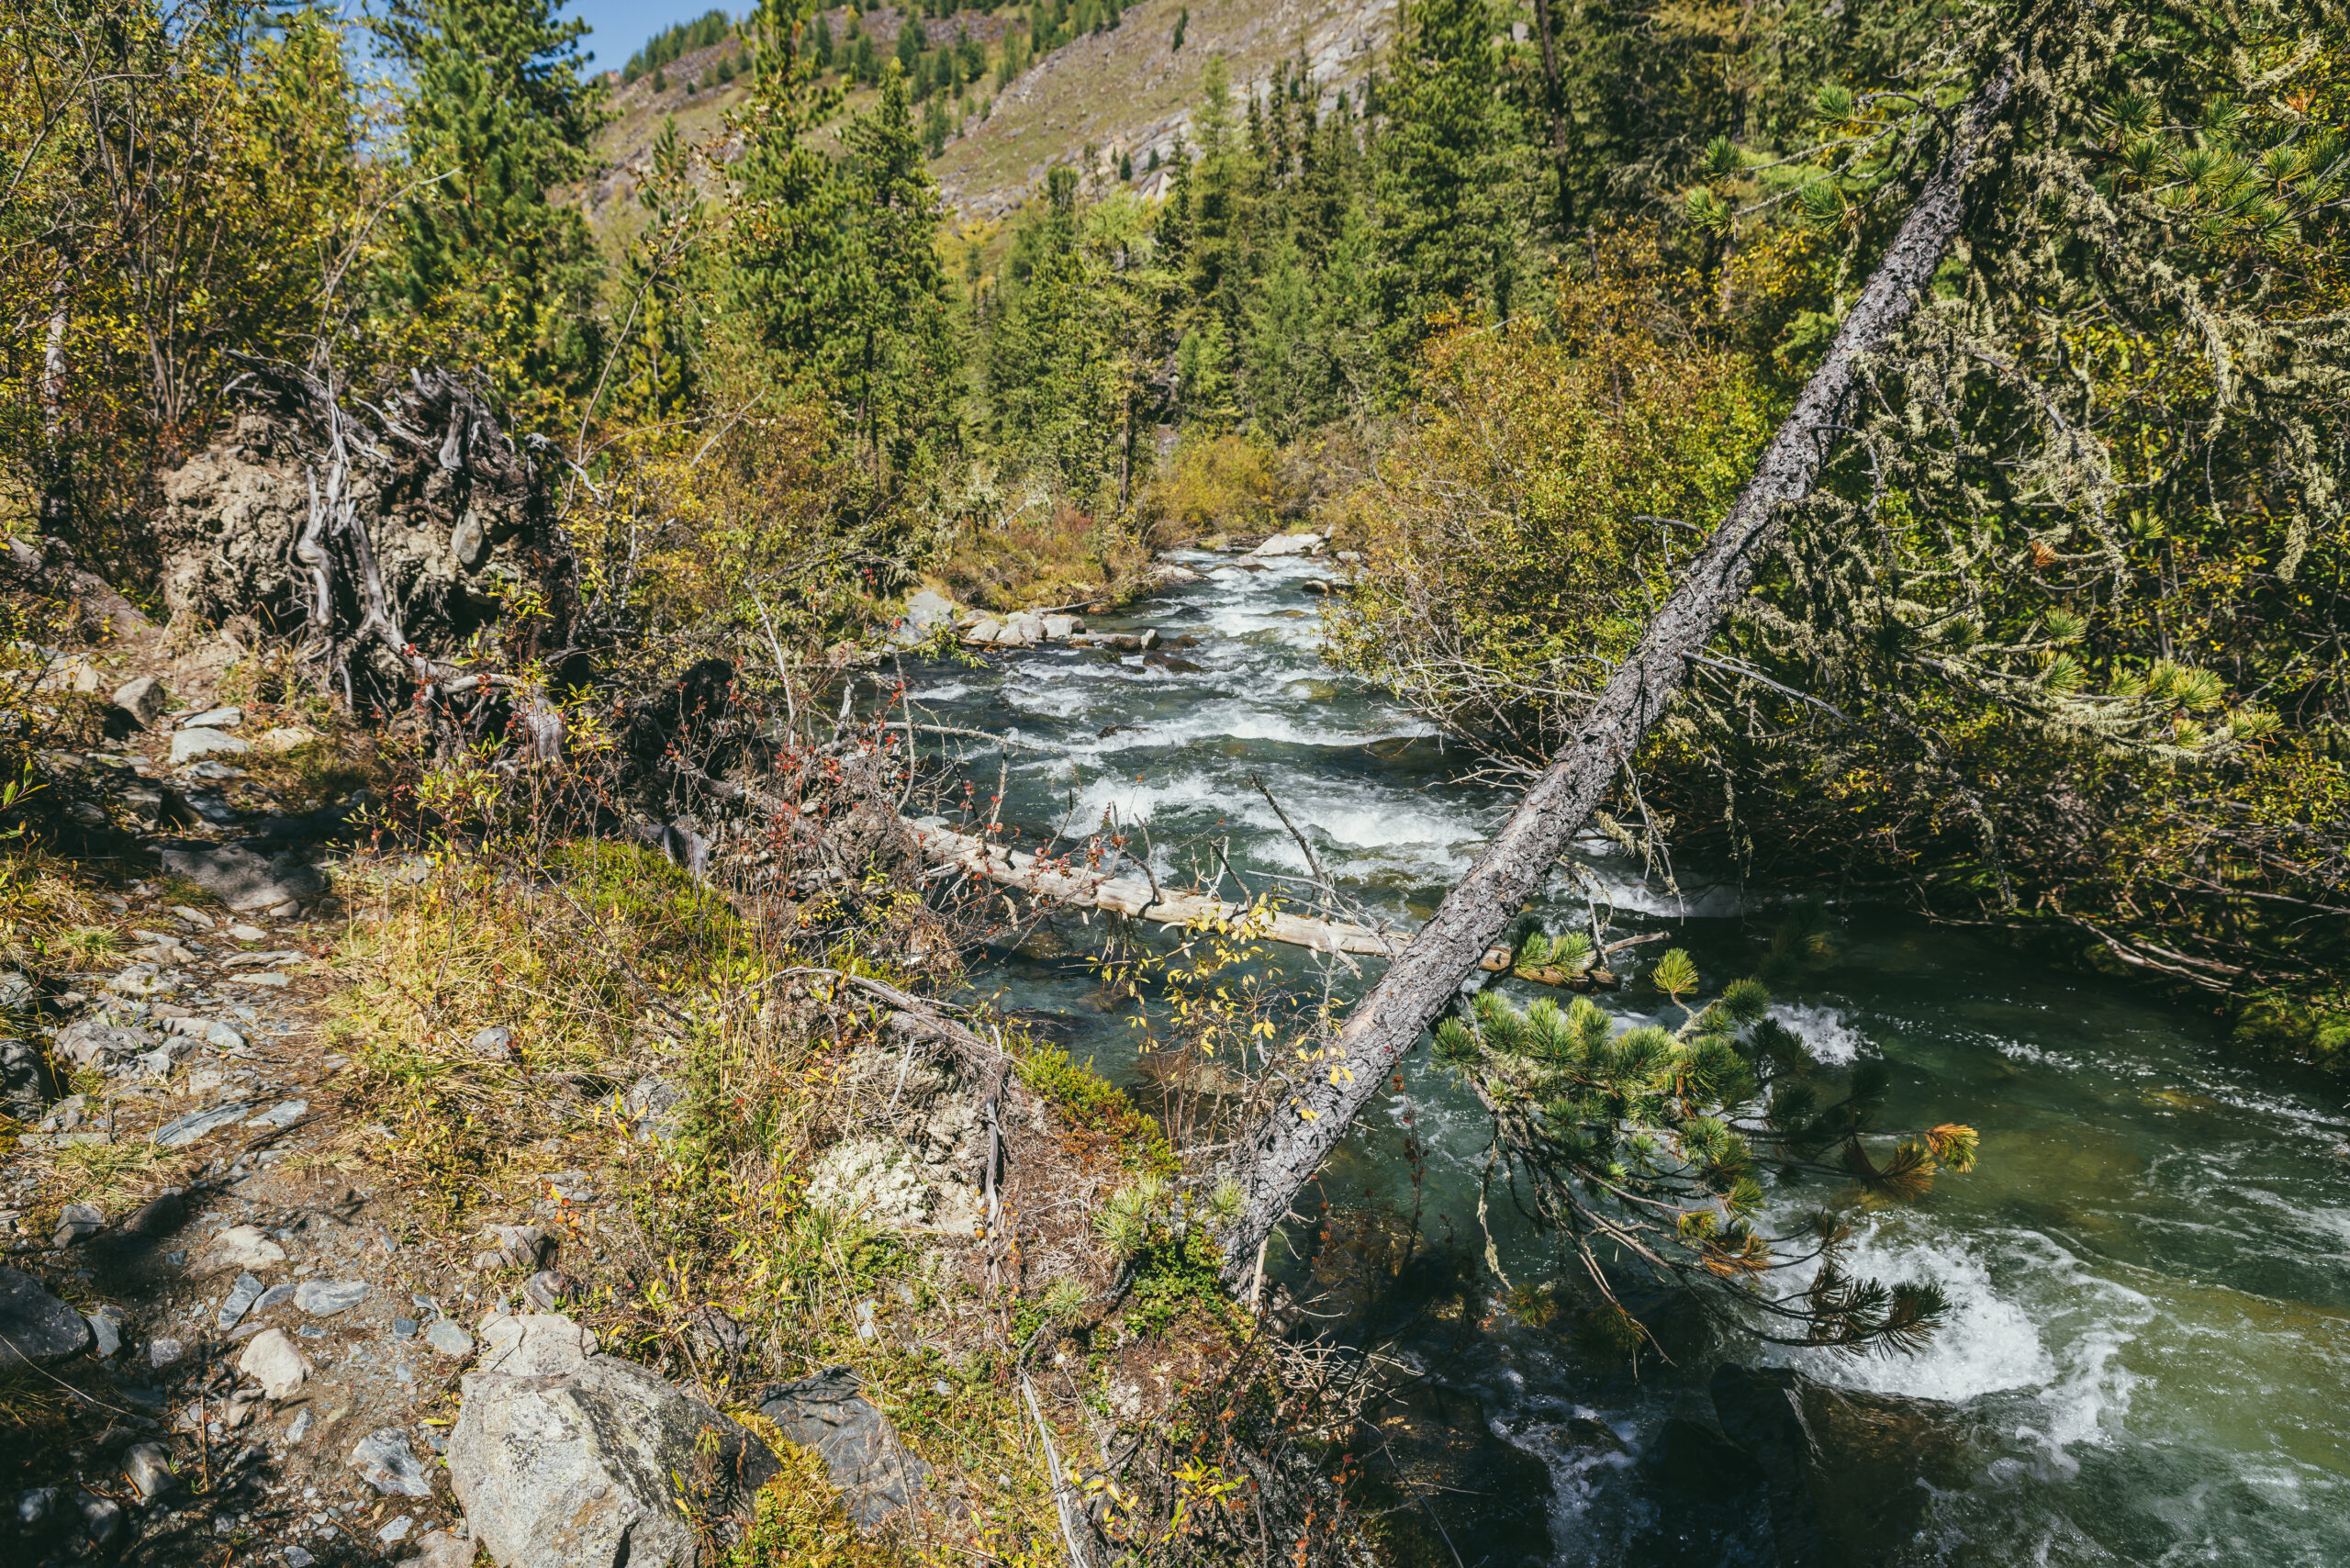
[565,0,720,72]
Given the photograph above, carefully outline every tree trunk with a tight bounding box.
[1214,59,2020,1289]
[1530,0,1571,235]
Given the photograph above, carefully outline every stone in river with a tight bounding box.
[1710,1364,1970,1568]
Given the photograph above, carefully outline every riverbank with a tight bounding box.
[890,549,2350,1565]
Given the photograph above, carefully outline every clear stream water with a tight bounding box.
[891,553,2350,1567]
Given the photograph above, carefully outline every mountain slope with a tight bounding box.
[934,0,1394,220]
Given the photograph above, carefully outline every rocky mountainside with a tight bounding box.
[934,0,1393,221]
[581,0,1395,234]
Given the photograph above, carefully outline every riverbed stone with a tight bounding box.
[1710,1364,1970,1567]
[1250,531,1323,557]
[890,589,957,646]
[755,1366,929,1528]
[217,1271,264,1330]
[0,1036,59,1120]
[200,1224,286,1274]
[426,1318,476,1358]
[52,1203,104,1247]
[450,1351,778,1566]
[122,1442,173,1499]
[0,1267,95,1366]
[111,676,168,728]
[57,1018,155,1070]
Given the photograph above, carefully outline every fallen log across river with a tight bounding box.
[904,819,1624,991]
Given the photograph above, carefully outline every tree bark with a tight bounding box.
[1213,60,2020,1289]
[1530,0,1571,235]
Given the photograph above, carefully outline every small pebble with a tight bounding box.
[392,1316,420,1340]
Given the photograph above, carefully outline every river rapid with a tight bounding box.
[893,552,2350,1567]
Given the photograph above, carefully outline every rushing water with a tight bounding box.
[893,552,2350,1567]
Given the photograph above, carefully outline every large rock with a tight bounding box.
[169,727,250,766]
[890,589,957,646]
[1250,532,1323,557]
[111,676,168,729]
[474,1312,599,1377]
[450,1351,778,1567]
[1709,1364,1971,1568]
[1,1036,60,1119]
[55,1018,157,1070]
[0,1267,95,1366]
[157,843,324,913]
[806,1137,938,1226]
[755,1367,929,1528]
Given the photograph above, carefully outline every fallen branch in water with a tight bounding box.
[906,820,1617,991]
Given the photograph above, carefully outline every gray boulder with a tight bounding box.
[755,1366,929,1528]
[0,1036,59,1120]
[450,1352,778,1567]
[0,1267,95,1366]
[55,1018,156,1070]
[157,843,324,913]
[890,589,957,647]
[111,677,168,729]
[169,727,250,766]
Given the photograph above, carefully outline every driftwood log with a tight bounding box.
[907,821,1619,991]
[1208,55,2023,1287]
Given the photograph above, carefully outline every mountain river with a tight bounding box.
[890,551,2350,1567]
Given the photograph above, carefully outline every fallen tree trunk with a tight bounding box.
[907,821,1619,990]
[1210,57,2022,1289]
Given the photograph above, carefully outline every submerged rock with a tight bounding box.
[1709,1363,1971,1568]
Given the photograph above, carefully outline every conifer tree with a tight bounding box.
[727,0,860,394]
[375,0,608,409]
[611,115,704,422]
[1374,0,1524,356]
[842,66,961,481]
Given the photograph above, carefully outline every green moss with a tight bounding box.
[1015,1043,1176,1173]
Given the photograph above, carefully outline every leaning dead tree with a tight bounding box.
[157,357,579,746]
[1212,51,2023,1287]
